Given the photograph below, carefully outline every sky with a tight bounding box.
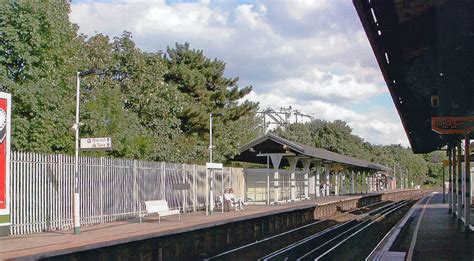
[70,0,410,146]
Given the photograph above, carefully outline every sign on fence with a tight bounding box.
[0,92,11,235]
[172,183,191,190]
[80,137,112,151]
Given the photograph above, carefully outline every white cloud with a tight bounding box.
[70,0,409,146]
[248,91,408,146]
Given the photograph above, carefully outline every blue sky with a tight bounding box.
[70,0,408,146]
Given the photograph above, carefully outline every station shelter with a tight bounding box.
[233,133,392,204]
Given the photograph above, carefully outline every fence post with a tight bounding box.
[132,159,138,218]
[100,158,104,223]
[192,164,197,212]
[161,162,166,200]
[182,164,186,213]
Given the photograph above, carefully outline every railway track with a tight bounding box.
[260,199,413,260]
[205,200,411,260]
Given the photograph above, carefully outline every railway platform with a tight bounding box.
[372,192,474,260]
[0,190,420,260]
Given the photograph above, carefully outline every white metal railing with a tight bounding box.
[9,151,244,235]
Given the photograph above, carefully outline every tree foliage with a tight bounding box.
[0,2,81,153]
[0,2,259,163]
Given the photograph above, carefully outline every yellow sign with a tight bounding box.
[331,164,344,172]
[442,160,449,166]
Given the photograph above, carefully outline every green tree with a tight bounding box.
[77,33,158,160]
[163,43,259,163]
[0,2,82,153]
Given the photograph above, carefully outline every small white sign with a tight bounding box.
[206,162,223,169]
[80,137,112,151]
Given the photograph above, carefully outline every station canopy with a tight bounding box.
[234,133,391,172]
[353,0,474,153]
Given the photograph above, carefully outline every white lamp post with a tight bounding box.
[207,112,223,215]
[209,112,223,163]
[73,69,98,235]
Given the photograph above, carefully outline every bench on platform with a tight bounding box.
[139,200,180,223]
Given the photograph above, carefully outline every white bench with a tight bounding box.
[139,200,180,223]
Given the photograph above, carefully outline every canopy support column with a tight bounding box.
[269,154,283,204]
[288,157,299,202]
[464,135,471,230]
[350,171,355,194]
[324,165,330,196]
[457,141,462,219]
[315,164,321,198]
[448,146,452,214]
[302,159,311,200]
[453,145,458,216]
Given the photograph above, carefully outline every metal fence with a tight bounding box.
[9,151,244,235]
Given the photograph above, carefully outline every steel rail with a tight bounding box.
[365,196,428,260]
[311,200,413,261]
[205,200,388,260]
[258,200,409,261]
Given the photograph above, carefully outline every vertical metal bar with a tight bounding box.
[442,160,446,203]
[448,146,452,214]
[35,153,40,232]
[457,141,462,219]
[182,164,186,213]
[21,152,25,234]
[453,146,458,216]
[132,159,137,218]
[11,152,16,235]
[58,154,63,230]
[100,157,104,223]
[267,156,270,205]
[206,168,209,215]
[31,153,36,233]
[219,167,223,213]
[18,152,23,234]
[193,164,196,212]
[464,135,470,229]
[161,162,166,200]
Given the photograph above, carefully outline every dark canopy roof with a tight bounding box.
[353,0,474,153]
[234,133,391,172]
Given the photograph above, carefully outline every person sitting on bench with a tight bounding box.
[223,188,232,212]
[229,188,245,211]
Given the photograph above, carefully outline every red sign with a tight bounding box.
[0,98,7,210]
[431,116,474,134]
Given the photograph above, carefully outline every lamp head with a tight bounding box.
[211,112,224,117]
[78,69,104,77]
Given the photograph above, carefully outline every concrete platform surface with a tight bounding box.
[0,193,382,260]
[384,193,474,261]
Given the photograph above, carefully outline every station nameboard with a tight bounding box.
[206,162,223,170]
[0,92,11,232]
[431,116,474,135]
[80,137,112,151]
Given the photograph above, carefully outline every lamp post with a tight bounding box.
[73,69,98,235]
[208,112,223,215]
[209,112,223,163]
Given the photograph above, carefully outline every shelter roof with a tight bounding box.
[353,0,474,153]
[234,133,391,172]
